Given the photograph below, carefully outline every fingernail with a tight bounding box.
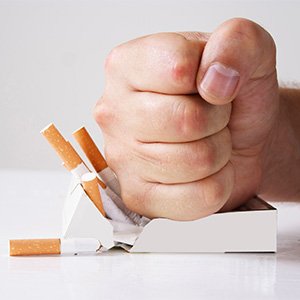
[200,63,240,100]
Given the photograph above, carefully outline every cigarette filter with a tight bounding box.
[41,123,106,189]
[81,172,106,217]
[72,126,120,195]
[41,123,82,171]
[10,238,101,256]
[73,126,107,172]
[10,239,60,256]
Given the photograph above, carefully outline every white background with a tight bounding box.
[1,0,300,170]
[1,170,300,300]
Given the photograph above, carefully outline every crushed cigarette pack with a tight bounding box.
[63,177,277,253]
[41,123,276,253]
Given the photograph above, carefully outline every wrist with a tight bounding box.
[259,87,300,201]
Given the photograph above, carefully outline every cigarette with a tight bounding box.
[73,126,107,172]
[81,173,106,217]
[72,126,120,195]
[41,123,146,226]
[81,172,144,225]
[96,180,136,224]
[41,123,82,171]
[72,127,147,225]
[40,123,106,189]
[10,238,101,256]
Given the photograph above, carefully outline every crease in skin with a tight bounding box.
[133,88,200,96]
[140,175,209,186]
[139,162,233,220]
[176,31,211,42]
[131,92,231,144]
[97,20,284,219]
[134,120,228,144]
[134,130,231,185]
[138,157,231,186]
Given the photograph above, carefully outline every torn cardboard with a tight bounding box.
[63,178,277,253]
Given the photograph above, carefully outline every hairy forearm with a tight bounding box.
[259,87,300,201]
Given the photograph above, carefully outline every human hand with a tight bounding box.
[94,18,278,220]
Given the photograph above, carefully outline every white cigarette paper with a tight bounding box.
[105,187,149,226]
[99,186,135,225]
[9,238,102,256]
[60,238,101,254]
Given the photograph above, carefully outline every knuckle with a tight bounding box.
[202,163,233,210]
[198,129,232,174]
[204,179,228,210]
[168,43,199,89]
[201,141,216,171]
[172,99,205,139]
[104,44,124,72]
[93,98,114,129]
[185,139,215,174]
[170,58,194,86]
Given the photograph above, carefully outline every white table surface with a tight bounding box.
[0,170,299,300]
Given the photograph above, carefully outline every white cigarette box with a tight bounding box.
[62,178,277,253]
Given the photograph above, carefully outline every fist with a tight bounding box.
[94,18,278,220]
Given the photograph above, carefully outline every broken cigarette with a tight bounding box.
[72,126,121,195]
[80,172,135,224]
[41,123,147,226]
[81,173,106,217]
[81,172,145,225]
[41,123,105,189]
[41,123,82,171]
[73,126,149,226]
[10,238,101,256]
[73,126,107,172]
[10,239,60,256]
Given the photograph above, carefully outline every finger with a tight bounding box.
[195,18,277,105]
[119,162,234,221]
[104,32,207,94]
[131,127,231,184]
[95,91,231,143]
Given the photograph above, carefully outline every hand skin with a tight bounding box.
[94,18,300,221]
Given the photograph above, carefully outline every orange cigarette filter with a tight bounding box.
[41,123,82,171]
[73,127,107,173]
[41,123,106,189]
[10,239,60,256]
[81,173,106,217]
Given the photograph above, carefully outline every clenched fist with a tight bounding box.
[94,18,280,220]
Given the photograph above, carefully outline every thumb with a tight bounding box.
[195,18,276,105]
